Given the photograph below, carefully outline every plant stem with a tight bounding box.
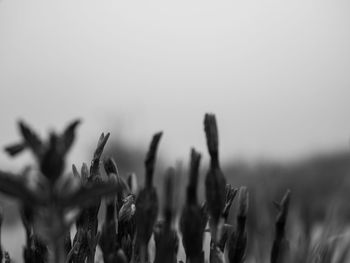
[52,236,65,263]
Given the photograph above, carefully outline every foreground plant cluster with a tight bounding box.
[0,114,344,263]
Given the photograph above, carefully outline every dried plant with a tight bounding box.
[1,121,122,263]
[204,114,226,244]
[271,190,291,263]
[0,113,346,263]
[153,168,179,263]
[180,149,205,263]
[227,186,248,263]
[134,132,162,263]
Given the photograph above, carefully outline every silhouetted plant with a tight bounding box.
[180,149,205,263]
[204,114,226,244]
[5,114,347,263]
[154,168,179,263]
[134,132,162,263]
[1,121,123,263]
[271,190,291,263]
[227,187,248,263]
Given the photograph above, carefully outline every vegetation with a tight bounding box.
[0,114,348,263]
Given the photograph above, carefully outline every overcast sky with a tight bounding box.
[0,0,350,170]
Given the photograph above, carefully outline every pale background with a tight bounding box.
[1,0,350,169]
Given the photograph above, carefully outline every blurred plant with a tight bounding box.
[134,132,162,263]
[227,186,248,263]
[0,113,347,263]
[69,133,111,263]
[1,121,121,263]
[153,167,179,263]
[180,149,206,263]
[271,190,291,263]
[99,156,135,263]
[204,114,226,244]
[0,208,11,263]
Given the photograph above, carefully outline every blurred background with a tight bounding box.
[0,0,350,262]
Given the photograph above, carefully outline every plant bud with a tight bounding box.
[204,114,226,242]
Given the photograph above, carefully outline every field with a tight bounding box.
[0,114,349,263]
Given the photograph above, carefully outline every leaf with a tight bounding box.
[145,132,162,188]
[271,190,292,263]
[0,171,45,206]
[204,113,219,164]
[127,173,138,194]
[217,224,234,252]
[4,252,10,263]
[210,242,224,263]
[18,120,44,158]
[118,195,135,223]
[153,220,179,263]
[93,133,110,162]
[60,119,81,154]
[237,187,249,218]
[163,167,176,225]
[227,230,247,263]
[4,142,27,157]
[81,163,90,182]
[72,164,80,178]
[204,113,226,240]
[40,133,64,181]
[90,133,110,179]
[103,158,118,175]
[222,185,238,221]
[276,190,291,224]
[180,204,205,259]
[186,148,201,205]
[135,186,158,246]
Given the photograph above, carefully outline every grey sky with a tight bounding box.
[1,0,350,169]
